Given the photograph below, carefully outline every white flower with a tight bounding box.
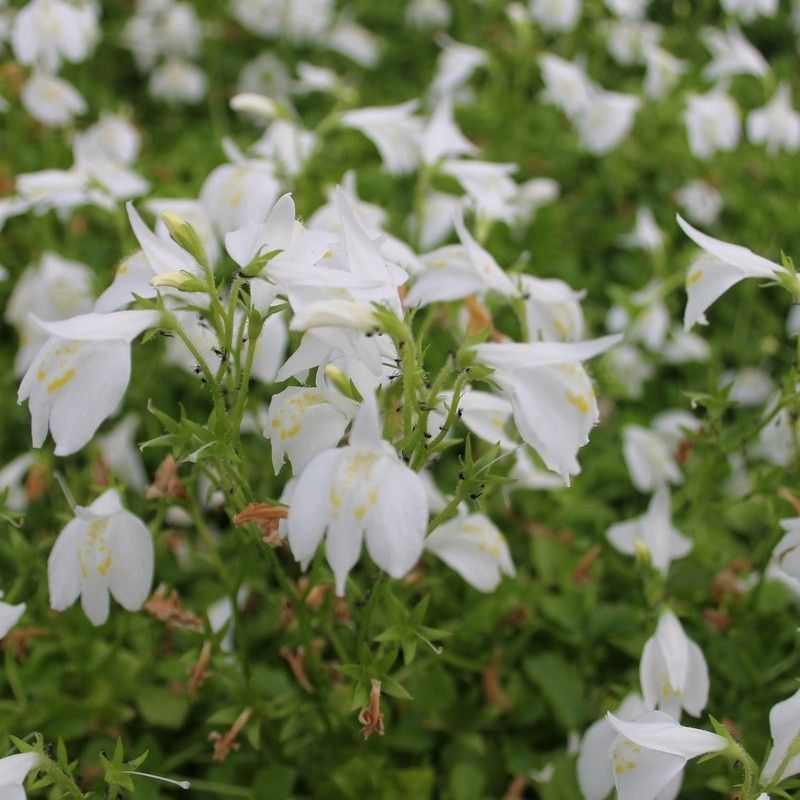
[606,19,660,65]
[474,335,621,480]
[606,344,654,399]
[678,215,786,330]
[252,119,316,177]
[684,88,740,160]
[701,24,769,80]
[539,54,592,118]
[95,414,148,493]
[607,485,692,575]
[762,687,800,784]
[0,752,40,798]
[265,385,356,474]
[5,252,94,375]
[766,519,800,597]
[232,0,332,42]
[420,96,477,165]
[48,488,154,626]
[73,113,141,165]
[747,82,800,156]
[146,198,219,267]
[429,40,486,99]
[643,47,686,101]
[441,388,517,450]
[0,453,35,511]
[12,0,98,71]
[721,0,778,21]
[618,207,663,252]
[529,0,581,32]
[574,89,640,155]
[520,275,585,342]
[18,310,160,456]
[149,58,207,104]
[640,610,709,719]
[406,0,452,29]
[425,513,515,592]
[327,19,380,68]
[577,693,649,800]
[20,72,86,127]
[607,711,726,800]
[721,367,774,406]
[286,395,428,595]
[440,160,519,223]
[622,424,683,492]
[340,101,423,175]
[200,156,280,237]
[0,592,25,639]
[675,180,723,227]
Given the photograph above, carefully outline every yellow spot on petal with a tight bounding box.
[280,424,301,440]
[47,368,76,394]
[565,390,590,414]
[686,269,702,287]
[116,261,129,276]
[36,369,47,381]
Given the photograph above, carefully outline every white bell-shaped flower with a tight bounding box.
[48,489,154,626]
[286,395,428,594]
[639,609,709,719]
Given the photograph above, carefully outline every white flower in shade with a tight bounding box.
[429,40,486,99]
[406,212,517,304]
[412,190,463,250]
[18,310,160,456]
[721,367,774,406]
[289,299,379,333]
[753,406,800,468]
[618,207,663,252]
[520,275,586,342]
[539,54,592,118]
[529,0,581,32]
[675,180,723,227]
[95,414,148,493]
[684,89,740,160]
[509,448,568,491]
[440,159,519,222]
[606,344,654,399]
[747,82,800,156]
[48,488,154,626]
[232,0,332,41]
[605,0,650,16]
[577,693,649,800]
[662,327,711,364]
[721,0,778,21]
[622,425,682,492]
[644,47,687,101]
[199,154,280,237]
[678,215,786,330]
[607,711,726,800]
[0,752,40,798]
[513,177,559,225]
[406,0,452,29]
[766,518,800,597]
[0,453,35,511]
[286,395,428,595]
[5,252,94,375]
[327,19,380,68]
[425,513,515,592]
[20,72,86,127]
[574,90,640,155]
[474,335,621,481]
[420,96,478,165]
[444,388,517,451]
[607,485,692,575]
[340,101,423,175]
[73,113,141,165]
[252,119,316,177]
[606,19,660,65]
[761,687,800,784]
[265,384,356,474]
[12,0,98,71]
[149,58,207,104]
[701,24,769,80]
[0,592,25,639]
[640,610,709,719]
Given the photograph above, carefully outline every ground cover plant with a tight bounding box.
[3,0,800,798]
